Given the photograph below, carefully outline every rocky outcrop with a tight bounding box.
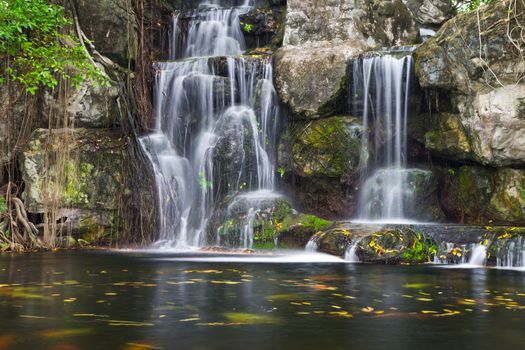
[439,166,525,226]
[275,0,452,119]
[415,0,525,167]
[21,128,129,239]
[73,0,138,66]
[278,116,363,218]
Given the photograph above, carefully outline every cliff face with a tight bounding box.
[414,0,525,225]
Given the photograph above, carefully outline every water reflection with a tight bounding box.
[0,252,524,349]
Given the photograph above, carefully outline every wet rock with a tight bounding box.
[21,128,128,235]
[311,223,438,263]
[43,65,120,128]
[213,193,293,248]
[73,0,138,66]
[415,0,525,166]
[275,45,363,119]
[439,166,525,226]
[278,116,363,218]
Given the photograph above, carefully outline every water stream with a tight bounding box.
[140,0,280,249]
[352,52,415,222]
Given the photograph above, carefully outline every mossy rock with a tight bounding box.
[440,166,525,225]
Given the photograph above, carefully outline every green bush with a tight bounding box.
[0,196,6,214]
[0,0,104,94]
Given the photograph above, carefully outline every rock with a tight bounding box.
[276,0,452,119]
[21,128,128,236]
[439,166,525,225]
[415,0,525,166]
[43,66,120,128]
[309,222,438,263]
[214,193,293,248]
[424,112,473,160]
[278,214,333,248]
[275,44,364,119]
[73,0,138,66]
[278,116,363,218]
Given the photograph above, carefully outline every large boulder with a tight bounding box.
[415,0,525,166]
[275,0,452,119]
[21,128,129,238]
[278,116,363,218]
[43,66,120,128]
[73,0,138,66]
[439,166,525,226]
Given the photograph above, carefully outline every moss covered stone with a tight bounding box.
[278,116,363,218]
[21,128,128,238]
[440,166,525,225]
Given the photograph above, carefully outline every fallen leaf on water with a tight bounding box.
[416,298,433,302]
[224,312,280,325]
[210,281,241,285]
[265,294,302,301]
[179,318,200,322]
[20,315,47,319]
[361,307,374,313]
[40,328,92,338]
[403,283,432,289]
[124,342,164,350]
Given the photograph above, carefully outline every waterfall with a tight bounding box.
[141,1,280,249]
[305,238,319,252]
[467,244,487,266]
[344,239,361,263]
[496,236,525,268]
[353,52,414,222]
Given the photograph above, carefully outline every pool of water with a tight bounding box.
[0,250,524,349]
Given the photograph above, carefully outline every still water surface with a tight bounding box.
[0,251,524,349]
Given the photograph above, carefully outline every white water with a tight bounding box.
[141,1,280,249]
[344,239,361,263]
[466,244,487,267]
[159,251,346,263]
[305,238,319,252]
[353,53,414,222]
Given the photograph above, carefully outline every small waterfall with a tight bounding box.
[467,244,487,266]
[305,238,319,252]
[344,239,361,263]
[141,1,280,249]
[353,52,414,222]
[496,236,525,268]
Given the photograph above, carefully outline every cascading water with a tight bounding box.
[344,239,362,263]
[140,0,280,249]
[352,51,414,222]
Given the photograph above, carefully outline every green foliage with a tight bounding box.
[242,23,254,33]
[0,0,104,94]
[401,232,438,263]
[302,215,331,232]
[453,0,493,12]
[0,196,6,214]
[198,171,212,190]
[277,167,285,178]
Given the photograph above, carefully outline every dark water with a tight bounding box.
[0,251,524,350]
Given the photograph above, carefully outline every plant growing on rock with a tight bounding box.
[0,0,104,94]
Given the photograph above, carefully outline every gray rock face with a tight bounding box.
[415,0,525,166]
[43,67,120,128]
[275,44,364,119]
[73,0,138,66]
[276,0,452,120]
[278,116,363,218]
[439,165,525,226]
[21,128,128,234]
